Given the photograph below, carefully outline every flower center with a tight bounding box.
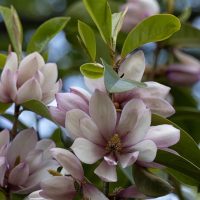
[106,134,122,153]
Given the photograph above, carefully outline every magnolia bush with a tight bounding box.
[0,0,200,200]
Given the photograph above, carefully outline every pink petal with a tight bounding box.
[0,83,10,103]
[51,148,84,181]
[89,90,117,140]
[49,107,66,126]
[71,138,106,164]
[104,153,117,166]
[94,160,117,182]
[0,157,7,186]
[70,86,91,103]
[2,52,18,74]
[26,190,45,200]
[84,77,106,92]
[8,163,29,186]
[118,51,145,82]
[16,78,42,104]
[0,129,10,149]
[145,125,180,148]
[118,151,139,168]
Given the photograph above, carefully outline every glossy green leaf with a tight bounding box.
[155,150,200,182]
[0,54,7,69]
[121,14,181,57]
[22,100,53,121]
[80,63,104,79]
[164,23,200,47]
[82,0,112,44]
[27,17,70,53]
[0,6,23,58]
[152,114,200,169]
[103,59,146,93]
[133,166,173,197]
[0,102,11,114]
[78,21,96,61]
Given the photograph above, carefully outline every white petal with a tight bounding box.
[26,190,46,200]
[0,157,7,186]
[71,138,106,164]
[118,51,145,81]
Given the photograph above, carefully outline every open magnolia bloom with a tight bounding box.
[27,148,108,200]
[49,87,90,126]
[85,51,175,118]
[0,52,61,105]
[65,90,180,182]
[0,128,58,194]
[167,50,200,86]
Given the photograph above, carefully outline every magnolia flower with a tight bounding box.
[49,87,90,126]
[121,0,160,32]
[0,52,61,105]
[85,51,175,117]
[66,90,179,182]
[167,50,200,86]
[27,148,108,200]
[0,128,58,194]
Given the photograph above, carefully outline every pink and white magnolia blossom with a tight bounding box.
[0,128,58,194]
[49,87,90,126]
[27,148,108,200]
[167,50,200,86]
[121,0,160,32]
[85,51,175,118]
[0,52,61,105]
[65,90,179,182]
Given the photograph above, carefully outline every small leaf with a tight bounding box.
[0,54,7,69]
[83,0,112,44]
[80,63,104,79]
[121,14,181,57]
[0,6,23,58]
[0,102,11,114]
[102,59,146,93]
[27,17,70,53]
[78,21,96,61]
[133,166,173,197]
[22,100,53,121]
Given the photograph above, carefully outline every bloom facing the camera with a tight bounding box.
[0,128,58,194]
[0,52,61,105]
[66,90,179,182]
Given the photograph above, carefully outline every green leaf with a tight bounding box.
[0,6,23,58]
[0,102,11,114]
[152,114,200,169]
[102,59,146,93]
[78,21,96,61]
[111,9,127,50]
[27,17,70,53]
[154,150,200,182]
[121,14,181,57]
[80,63,104,79]
[22,100,53,121]
[0,54,7,69]
[164,23,200,47]
[133,166,173,197]
[82,0,112,44]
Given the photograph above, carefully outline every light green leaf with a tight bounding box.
[78,21,96,61]
[112,9,127,50]
[152,114,200,169]
[103,59,146,93]
[164,23,200,48]
[80,63,104,79]
[27,17,70,53]
[121,14,181,57]
[0,102,11,114]
[22,100,53,121]
[0,6,23,59]
[82,0,112,44]
[0,54,7,69]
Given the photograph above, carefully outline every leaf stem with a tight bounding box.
[11,104,20,140]
[103,182,110,197]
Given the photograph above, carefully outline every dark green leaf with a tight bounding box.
[78,21,96,61]
[80,63,104,79]
[103,59,146,93]
[121,14,181,57]
[27,17,70,53]
[0,54,7,69]
[83,0,112,44]
[133,166,173,197]
[0,102,11,114]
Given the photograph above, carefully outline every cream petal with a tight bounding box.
[118,51,145,81]
[51,148,84,181]
[118,151,139,168]
[16,78,42,104]
[89,90,117,140]
[71,138,106,164]
[94,160,117,182]
[145,125,180,148]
